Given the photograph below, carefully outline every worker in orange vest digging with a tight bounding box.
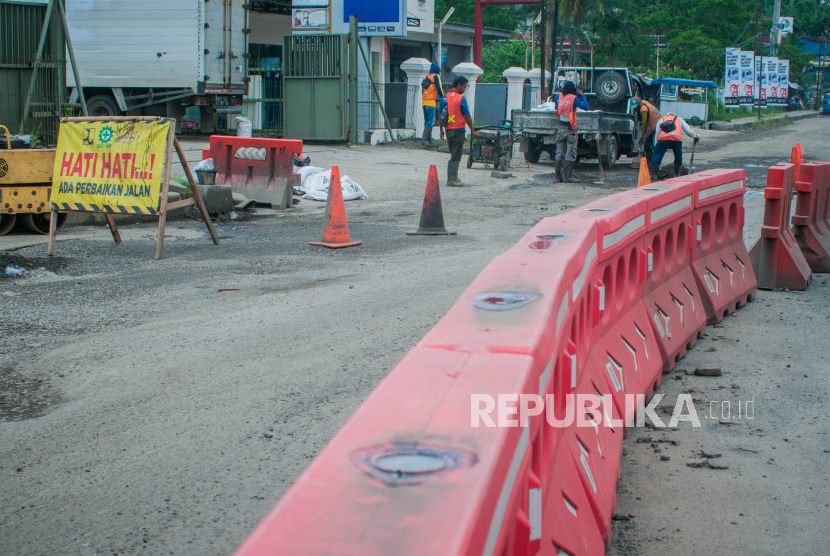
[439,76,477,187]
[651,111,700,179]
[634,96,661,164]
[553,81,589,183]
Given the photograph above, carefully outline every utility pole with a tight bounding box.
[770,0,781,56]
[755,1,761,120]
[540,0,547,99]
[550,0,560,75]
[655,35,662,77]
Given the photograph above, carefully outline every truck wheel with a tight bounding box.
[87,95,122,117]
[595,72,627,103]
[524,142,541,164]
[600,135,619,169]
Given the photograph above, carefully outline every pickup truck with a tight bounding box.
[512,67,646,167]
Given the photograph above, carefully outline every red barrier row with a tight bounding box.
[201,136,302,208]
[792,162,830,273]
[233,169,757,556]
[749,163,812,290]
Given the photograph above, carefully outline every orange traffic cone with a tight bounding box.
[407,165,456,236]
[309,166,362,249]
[637,157,651,187]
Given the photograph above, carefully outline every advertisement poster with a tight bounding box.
[724,49,740,106]
[779,17,794,39]
[754,56,766,106]
[739,51,755,105]
[293,8,329,30]
[51,120,171,214]
[777,59,789,104]
[766,57,779,104]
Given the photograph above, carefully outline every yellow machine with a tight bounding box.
[0,125,66,236]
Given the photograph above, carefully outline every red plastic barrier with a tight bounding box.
[560,196,662,424]
[201,136,302,208]
[233,169,757,556]
[792,162,830,272]
[613,180,708,372]
[749,163,812,290]
[689,169,757,322]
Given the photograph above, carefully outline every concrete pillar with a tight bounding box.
[452,62,484,123]
[401,57,431,136]
[528,68,552,106]
[503,67,529,119]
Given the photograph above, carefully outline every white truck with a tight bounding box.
[66,0,248,132]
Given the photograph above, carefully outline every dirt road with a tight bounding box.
[1,117,828,555]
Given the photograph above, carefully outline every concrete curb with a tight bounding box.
[707,111,822,131]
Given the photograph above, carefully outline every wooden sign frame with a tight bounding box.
[47,116,219,259]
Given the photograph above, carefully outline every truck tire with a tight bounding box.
[600,135,619,169]
[524,141,541,164]
[595,72,627,103]
[87,95,122,118]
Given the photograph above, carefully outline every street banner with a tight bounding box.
[777,59,790,104]
[51,118,171,213]
[754,56,766,106]
[739,51,755,105]
[725,49,740,106]
[779,17,794,39]
[766,57,779,104]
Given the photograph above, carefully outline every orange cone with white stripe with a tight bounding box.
[309,166,362,249]
[637,157,651,187]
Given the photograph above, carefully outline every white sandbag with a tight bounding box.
[194,158,214,172]
[236,116,252,137]
[303,170,368,202]
[293,165,326,193]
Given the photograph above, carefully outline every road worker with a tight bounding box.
[634,96,661,163]
[651,111,700,179]
[439,76,477,187]
[552,81,589,183]
[421,63,444,147]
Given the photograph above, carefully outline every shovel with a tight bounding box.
[689,139,698,174]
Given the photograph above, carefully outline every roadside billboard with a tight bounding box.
[754,56,766,106]
[739,51,755,105]
[777,59,790,104]
[342,0,407,37]
[766,57,779,104]
[293,8,330,30]
[725,48,740,106]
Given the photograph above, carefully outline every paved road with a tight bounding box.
[1,117,828,555]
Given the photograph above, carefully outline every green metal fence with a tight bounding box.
[0,1,66,146]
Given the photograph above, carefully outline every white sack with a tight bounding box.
[302,170,368,202]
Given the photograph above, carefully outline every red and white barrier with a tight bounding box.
[792,162,830,273]
[689,169,757,321]
[749,163,812,290]
[232,169,757,556]
[201,136,302,209]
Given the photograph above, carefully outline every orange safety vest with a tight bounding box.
[422,73,439,102]
[656,115,683,142]
[556,94,578,129]
[445,90,466,130]
[640,100,661,137]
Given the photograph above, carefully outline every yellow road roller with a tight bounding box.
[0,125,67,236]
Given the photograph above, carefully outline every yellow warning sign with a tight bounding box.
[50,118,172,213]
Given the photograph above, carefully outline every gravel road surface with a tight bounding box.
[2,117,828,555]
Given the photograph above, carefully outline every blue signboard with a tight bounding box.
[342,0,407,37]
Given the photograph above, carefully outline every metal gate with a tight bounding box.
[474,83,508,126]
[0,1,66,146]
[282,34,347,141]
